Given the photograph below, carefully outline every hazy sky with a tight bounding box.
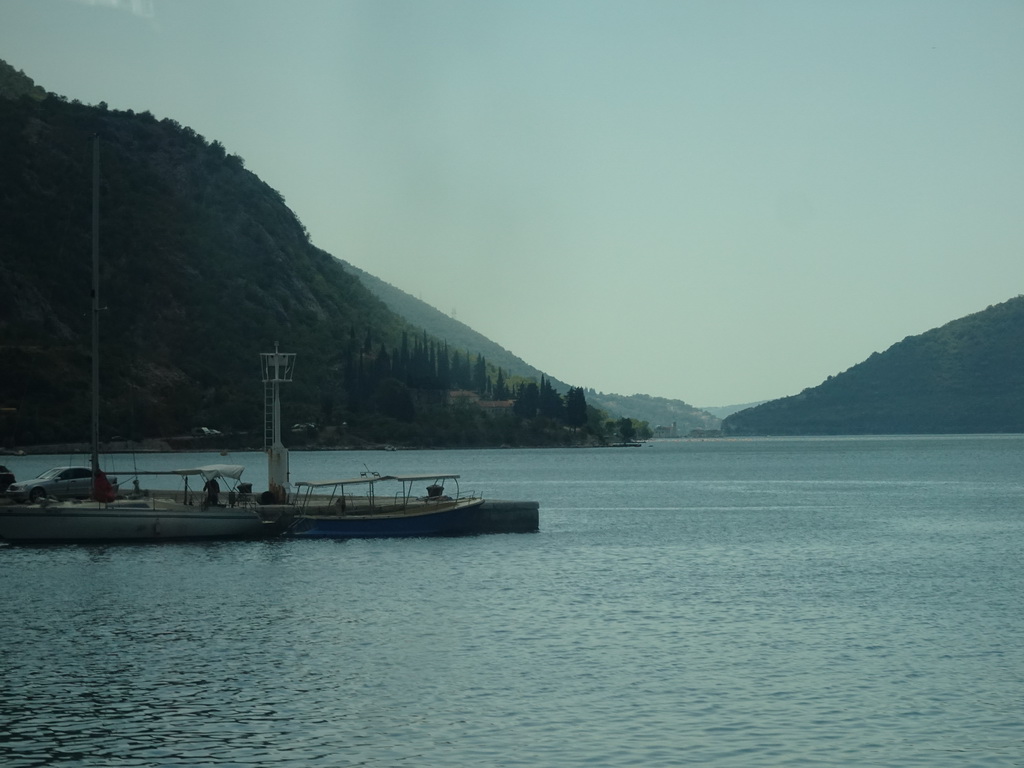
[3,0,1022,406]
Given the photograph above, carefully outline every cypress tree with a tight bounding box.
[566,386,587,428]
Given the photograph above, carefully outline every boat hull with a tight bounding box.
[0,500,269,543]
[286,498,495,539]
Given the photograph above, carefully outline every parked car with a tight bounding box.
[5,466,118,503]
[0,465,14,493]
[191,427,221,437]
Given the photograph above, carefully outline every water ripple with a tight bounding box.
[3,440,1024,765]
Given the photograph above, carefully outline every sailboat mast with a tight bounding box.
[90,134,100,477]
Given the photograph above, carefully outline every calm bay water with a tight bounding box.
[2,436,1023,766]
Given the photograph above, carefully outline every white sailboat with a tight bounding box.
[0,136,267,543]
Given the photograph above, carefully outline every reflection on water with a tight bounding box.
[2,438,1023,766]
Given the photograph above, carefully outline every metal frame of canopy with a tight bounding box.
[293,473,467,511]
[129,464,249,507]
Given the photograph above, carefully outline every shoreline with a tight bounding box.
[1,441,615,456]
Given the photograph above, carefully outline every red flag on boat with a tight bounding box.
[92,470,116,502]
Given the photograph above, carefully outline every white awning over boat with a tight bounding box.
[294,476,382,489]
[135,464,246,481]
[177,465,246,481]
[389,474,460,482]
[294,473,460,489]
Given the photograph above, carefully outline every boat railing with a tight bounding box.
[293,473,479,515]
[293,475,380,512]
[117,485,260,510]
[127,465,256,510]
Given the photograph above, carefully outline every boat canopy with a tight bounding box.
[294,473,459,489]
[292,471,472,511]
[294,476,381,489]
[135,464,246,481]
[389,474,460,483]
[176,464,246,481]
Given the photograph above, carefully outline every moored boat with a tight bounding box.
[0,464,269,543]
[285,473,492,538]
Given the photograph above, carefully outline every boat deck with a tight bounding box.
[0,492,539,536]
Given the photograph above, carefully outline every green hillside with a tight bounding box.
[341,260,719,434]
[0,84,409,445]
[723,296,1024,435]
[0,60,658,449]
[0,61,46,101]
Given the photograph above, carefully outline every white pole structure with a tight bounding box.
[90,134,100,490]
[261,343,295,502]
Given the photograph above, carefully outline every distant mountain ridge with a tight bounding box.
[700,402,766,419]
[339,260,720,433]
[338,260,553,386]
[723,296,1024,435]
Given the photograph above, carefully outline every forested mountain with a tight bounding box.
[338,260,557,388]
[0,59,692,448]
[723,296,1024,435]
[700,402,765,420]
[341,260,719,434]
[0,67,406,445]
[0,62,46,101]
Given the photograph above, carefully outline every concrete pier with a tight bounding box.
[471,499,540,534]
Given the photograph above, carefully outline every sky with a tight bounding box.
[2,0,1023,407]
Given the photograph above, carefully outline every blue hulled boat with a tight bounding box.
[284,473,489,539]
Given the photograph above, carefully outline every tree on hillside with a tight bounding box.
[565,386,588,429]
[450,350,470,389]
[617,417,636,443]
[514,382,540,418]
[473,355,488,395]
[437,341,451,390]
[538,376,564,420]
[493,368,509,400]
[375,378,416,422]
